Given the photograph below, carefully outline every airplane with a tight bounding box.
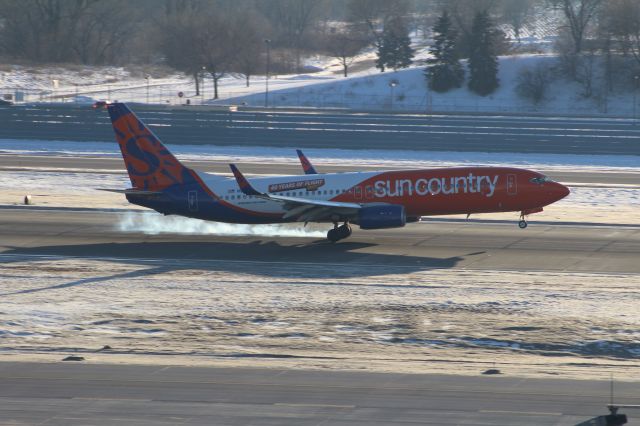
[104,103,570,242]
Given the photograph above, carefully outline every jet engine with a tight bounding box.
[357,204,406,229]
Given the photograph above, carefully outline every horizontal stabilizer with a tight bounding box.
[97,188,163,196]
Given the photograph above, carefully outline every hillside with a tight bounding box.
[1,53,637,117]
[216,55,637,116]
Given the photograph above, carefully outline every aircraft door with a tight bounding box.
[507,174,517,195]
[354,186,363,200]
[188,190,199,212]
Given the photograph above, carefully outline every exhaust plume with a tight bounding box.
[117,211,326,238]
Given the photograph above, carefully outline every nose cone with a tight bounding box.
[552,182,570,202]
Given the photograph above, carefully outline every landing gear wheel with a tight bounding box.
[327,228,341,242]
[327,223,352,242]
[518,219,528,229]
[337,223,352,239]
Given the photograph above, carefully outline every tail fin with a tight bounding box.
[296,149,318,175]
[107,103,194,191]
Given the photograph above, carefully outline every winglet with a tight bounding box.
[296,149,318,175]
[229,164,261,196]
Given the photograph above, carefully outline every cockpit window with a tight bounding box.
[530,176,553,184]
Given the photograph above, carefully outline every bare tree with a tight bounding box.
[575,48,598,97]
[323,25,368,77]
[71,0,140,64]
[346,0,410,51]
[553,0,604,54]
[501,0,534,42]
[0,0,145,64]
[0,0,84,62]
[231,12,271,87]
[600,0,640,67]
[515,62,555,104]
[158,10,209,96]
[257,0,325,72]
[198,16,236,100]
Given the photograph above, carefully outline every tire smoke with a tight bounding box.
[117,211,327,238]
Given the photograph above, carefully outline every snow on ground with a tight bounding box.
[0,65,182,91]
[2,139,640,172]
[499,6,563,50]
[3,51,639,115]
[0,256,638,379]
[217,55,640,115]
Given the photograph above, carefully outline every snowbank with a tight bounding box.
[217,55,638,115]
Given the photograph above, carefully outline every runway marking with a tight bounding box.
[72,397,152,402]
[479,409,562,416]
[274,403,355,409]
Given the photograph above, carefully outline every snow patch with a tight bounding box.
[2,139,639,172]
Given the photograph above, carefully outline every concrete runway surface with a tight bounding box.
[1,208,639,274]
[1,362,638,425]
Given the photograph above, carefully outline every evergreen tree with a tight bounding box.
[424,10,464,93]
[375,16,415,72]
[468,11,500,96]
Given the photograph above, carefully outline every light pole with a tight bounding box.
[388,80,398,111]
[145,75,150,104]
[201,66,207,103]
[264,39,271,108]
[634,75,639,125]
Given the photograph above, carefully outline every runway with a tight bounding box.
[1,362,638,425]
[1,208,639,274]
[1,124,639,424]
[1,153,639,186]
[1,199,639,425]
[2,104,640,154]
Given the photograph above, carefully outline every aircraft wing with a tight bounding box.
[229,164,361,221]
[97,188,163,196]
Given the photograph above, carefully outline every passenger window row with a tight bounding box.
[221,188,353,201]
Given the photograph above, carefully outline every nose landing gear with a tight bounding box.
[327,222,352,242]
[517,208,542,229]
[518,213,528,229]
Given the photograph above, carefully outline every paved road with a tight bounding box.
[1,154,639,186]
[0,362,637,425]
[1,104,640,154]
[1,209,638,274]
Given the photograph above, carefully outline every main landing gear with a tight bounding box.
[327,222,352,242]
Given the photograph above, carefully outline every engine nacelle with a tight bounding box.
[357,204,406,230]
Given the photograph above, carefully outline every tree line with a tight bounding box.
[425,0,640,100]
[0,1,639,101]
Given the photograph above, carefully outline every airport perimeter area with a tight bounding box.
[1,106,639,425]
